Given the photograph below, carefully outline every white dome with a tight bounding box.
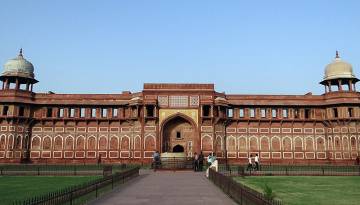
[323,52,356,81]
[2,49,35,79]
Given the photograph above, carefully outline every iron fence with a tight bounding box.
[217,164,360,176]
[0,164,138,176]
[152,157,194,170]
[209,168,283,205]
[12,166,140,205]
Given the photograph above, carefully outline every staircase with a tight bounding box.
[157,152,194,170]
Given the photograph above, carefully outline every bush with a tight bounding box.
[263,183,276,200]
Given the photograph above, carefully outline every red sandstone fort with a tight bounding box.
[0,50,359,164]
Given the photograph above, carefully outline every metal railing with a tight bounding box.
[217,164,360,176]
[12,166,140,205]
[209,168,283,205]
[0,164,137,176]
[152,157,194,170]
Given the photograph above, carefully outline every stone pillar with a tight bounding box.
[5,79,10,89]
[328,81,332,92]
[338,80,342,91]
[26,82,30,91]
[348,80,353,91]
[15,78,20,90]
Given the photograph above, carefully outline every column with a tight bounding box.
[26,83,30,91]
[5,79,10,89]
[211,105,214,117]
[15,78,19,90]
[348,80,353,91]
[327,81,332,92]
[338,80,342,91]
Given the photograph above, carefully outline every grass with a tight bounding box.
[234,176,360,205]
[0,176,101,205]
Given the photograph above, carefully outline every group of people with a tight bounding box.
[247,154,260,171]
[151,150,221,174]
[193,151,205,171]
[193,152,218,172]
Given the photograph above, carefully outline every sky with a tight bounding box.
[0,0,359,95]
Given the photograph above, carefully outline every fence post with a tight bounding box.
[96,184,98,198]
[322,167,324,176]
[286,167,288,176]
[70,191,73,205]
[112,176,114,189]
[241,166,245,177]
[227,177,230,195]
[37,167,40,176]
[240,186,243,205]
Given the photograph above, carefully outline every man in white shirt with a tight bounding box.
[246,154,253,171]
[254,154,259,171]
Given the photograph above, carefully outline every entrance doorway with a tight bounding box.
[173,145,184,153]
[161,115,196,156]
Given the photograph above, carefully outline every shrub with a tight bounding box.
[263,183,276,200]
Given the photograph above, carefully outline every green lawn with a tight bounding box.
[0,176,100,205]
[234,176,360,205]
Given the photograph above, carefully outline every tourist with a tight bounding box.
[247,154,253,171]
[211,153,217,164]
[211,154,218,171]
[154,151,160,161]
[206,153,219,178]
[207,153,213,167]
[254,154,260,171]
[194,152,199,171]
[198,151,204,171]
[152,151,160,169]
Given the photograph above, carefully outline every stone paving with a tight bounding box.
[90,170,237,205]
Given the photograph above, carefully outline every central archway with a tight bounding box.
[160,114,197,156]
[173,144,184,153]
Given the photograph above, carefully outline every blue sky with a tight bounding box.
[0,0,359,95]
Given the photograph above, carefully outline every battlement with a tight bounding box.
[143,83,214,91]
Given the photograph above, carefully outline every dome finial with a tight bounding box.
[336,50,339,58]
[19,48,23,57]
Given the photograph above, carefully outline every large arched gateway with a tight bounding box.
[161,115,197,157]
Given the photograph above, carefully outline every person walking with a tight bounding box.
[198,151,204,171]
[194,152,199,171]
[152,151,160,170]
[207,153,213,167]
[254,154,260,171]
[246,154,253,171]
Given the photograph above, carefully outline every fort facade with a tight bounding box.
[0,50,359,164]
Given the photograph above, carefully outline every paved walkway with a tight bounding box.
[90,170,237,205]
